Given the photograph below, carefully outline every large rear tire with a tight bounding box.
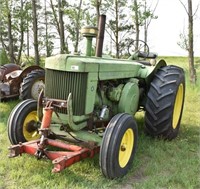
[99,113,138,179]
[7,99,40,145]
[145,65,185,140]
[20,69,45,100]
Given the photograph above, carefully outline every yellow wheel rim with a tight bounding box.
[172,83,184,129]
[119,128,134,168]
[23,111,40,141]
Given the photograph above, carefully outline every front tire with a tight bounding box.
[100,113,138,179]
[20,69,45,100]
[145,65,185,140]
[7,99,40,145]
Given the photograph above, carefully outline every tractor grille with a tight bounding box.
[45,69,88,115]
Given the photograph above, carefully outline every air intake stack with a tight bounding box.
[81,15,106,57]
[80,26,98,56]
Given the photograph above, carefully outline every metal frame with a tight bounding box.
[9,139,99,173]
[8,101,100,173]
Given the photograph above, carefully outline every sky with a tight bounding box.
[34,0,200,57]
[147,0,200,56]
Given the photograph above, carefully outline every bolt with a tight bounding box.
[121,145,126,151]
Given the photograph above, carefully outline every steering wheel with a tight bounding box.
[128,40,150,59]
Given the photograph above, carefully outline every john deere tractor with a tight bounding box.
[8,15,185,179]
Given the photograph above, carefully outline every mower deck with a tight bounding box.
[9,138,100,173]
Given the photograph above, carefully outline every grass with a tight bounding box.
[0,56,200,189]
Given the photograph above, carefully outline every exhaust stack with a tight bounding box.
[95,15,106,57]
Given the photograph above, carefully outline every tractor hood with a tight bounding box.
[45,54,166,80]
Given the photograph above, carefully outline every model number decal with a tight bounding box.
[71,65,79,71]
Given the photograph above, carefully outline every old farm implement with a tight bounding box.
[8,15,185,179]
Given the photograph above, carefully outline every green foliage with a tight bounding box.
[0,0,158,59]
[132,0,158,27]
[0,48,9,65]
[0,57,199,188]
[177,33,189,51]
[106,0,135,58]
[64,0,93,52]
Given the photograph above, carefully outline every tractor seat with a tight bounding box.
[129,52,157,61]
[137,52,157,59]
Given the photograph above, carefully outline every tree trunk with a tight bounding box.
[143,0,158,52]
[74,0,83,53]
[115,0,119,58]
[58,0,66,54]
[32,0,40,65]
[50,0,60,36]
[6,1,15,63]
[188,0,196,84]
[134,0,139,50]
[26,10,30,57]
[96,0,101,27]
[44,0,50,57]
[17,0,24,64]
[144,0,147,52]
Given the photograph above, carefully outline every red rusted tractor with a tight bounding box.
[0,63,45,101]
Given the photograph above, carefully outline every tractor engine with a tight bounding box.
[43,63,140,132]
[0,82,10,96]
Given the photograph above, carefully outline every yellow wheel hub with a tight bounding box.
[119,128,134,168]
[23,111,40,141]
[172,83,184,129]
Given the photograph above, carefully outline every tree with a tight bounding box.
[0,0,160,62]
[133,0,139,50]
[0,1,9,57]
[32,0,40,65]
[0,0,33,64]
[91,0,102,26]
[107,0,134,58]
[74,0,83,53]
[58,0,66,53]
[14,0,26,64]
[65,0,87,53]
[24,1,32,57]
[143,0,158,51]
[43,0,54,57]
[50,0,68,54]
[0,48,9,65]
[132,0,158,51]
[6,0,15,63]
[179,0,197,84]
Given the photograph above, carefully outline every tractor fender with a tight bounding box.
[138,59,167,85]
[20,66,44,79]
[145,59,167,85]
[0,63,21,81]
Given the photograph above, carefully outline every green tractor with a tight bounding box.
[8,15,185,179]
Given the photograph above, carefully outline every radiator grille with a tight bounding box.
[45,69,88,115]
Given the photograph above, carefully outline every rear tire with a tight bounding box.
[100,113,138,179]
[20,69,45,100]
[145,65,185,140]
[7,99,40,144]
